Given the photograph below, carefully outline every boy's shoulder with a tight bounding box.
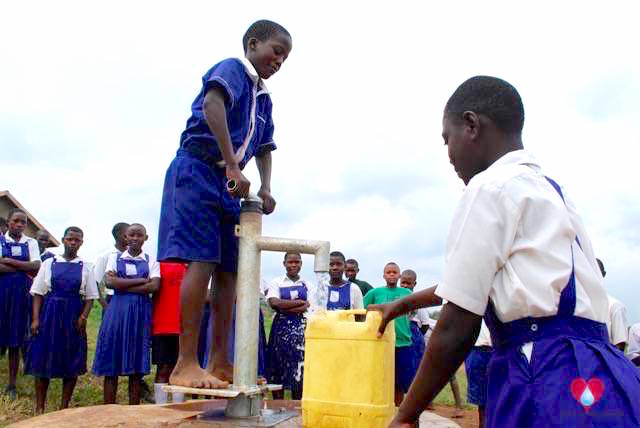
[204,57,246,78]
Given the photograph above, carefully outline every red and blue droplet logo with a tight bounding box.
[570,378,604,412]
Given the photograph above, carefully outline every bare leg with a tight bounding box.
[129,374,141,405]
[478,406,486,428]
[394,385,404,407]
[155,364,174,384]
[449,374,463,409]
[170,262,228,389]
[8,347,20,387]
[271,390,284,400]
[207,271,236,383]
[35,377,49,414]
[104,376,118,404]
[61,377,77,409]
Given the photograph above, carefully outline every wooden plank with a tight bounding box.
[162,384,282,398]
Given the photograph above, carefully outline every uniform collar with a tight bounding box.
[490,149,540,170]
[4,232,28,243]
[120,250,147,260]
[53,254,82,263]
[241,57,268,92]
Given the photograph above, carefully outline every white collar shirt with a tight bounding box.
[625,323,640,362]
[606,295,629,346]
[266,275,310,300]
[3,232,41,263]
[30,255,98,299]
[94,246,123,295]
[105,250,161,279]
[436,150,608,324]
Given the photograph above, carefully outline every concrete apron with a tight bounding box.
[8,400,461,428]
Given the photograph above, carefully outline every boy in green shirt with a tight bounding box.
[363,262,414,406]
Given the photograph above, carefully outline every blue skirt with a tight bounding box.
[157,150,239,270]
[395,345,418,393]
[25,295,86,378]
[410,321,426,361]
[487,334,640,427]
[266,312,305,397]
[464,347,492,406]
[0,272,31,348]
[92,292,152,376]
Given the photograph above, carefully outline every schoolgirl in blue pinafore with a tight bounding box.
[483,178,640,428]
[25,257,88,378]
[0,234,33,349]
[92,253,153,376]
[266,281,308,399]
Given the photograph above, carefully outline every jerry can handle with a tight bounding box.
[339,309,367,316]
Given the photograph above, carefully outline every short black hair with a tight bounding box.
[128,223,147,234]
[345,258,358,267]
[330,251,346,262]
[445,76,525,135]
[7,208,26,221]
[284,252,301,261]
[63,226,83,238]
[243,20,291,54]
[112,222,130,240]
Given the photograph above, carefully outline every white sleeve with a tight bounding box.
[609,304,629,346]
[28,239,41,262]
[417,308,431,326]
[83,263,99,300]
[104,253,117,274]
[436,183,519,316]
[626,324,640,361]
[266,278,281,300]
[94,253,108,284]
[30,258,52,296]
[350,284,364,309]
[148,256,161,279]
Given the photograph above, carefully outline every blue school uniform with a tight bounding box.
[0,235,33,348]
[92,254,152,376]
[326,283,351,310]
[483,179,640,428]
[40,251,55,262]
[25,258,87,378]
[266,282,308,399]
[157,58,277,267]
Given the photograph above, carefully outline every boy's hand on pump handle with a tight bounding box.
[225,165,250,199]
[257,188,276,214]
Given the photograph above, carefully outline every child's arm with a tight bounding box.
[0,259,17,273]
[76,299,94,336]
[104,271,148,290]
[368,286,442,337]
[268,297,308,314]
[31,294,44,336]
[0,257,40,274]
[203,86,250,198]
[256,152,276,214]
[126,277,160,294]
[391,302,480,426]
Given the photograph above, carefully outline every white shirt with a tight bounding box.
[94,247,122,296]
[606,295,628,346]
[105,250,161,280]
[266,275,311,300]
[436,150,608,324]
[410,307,432,328]
[3,232,40,262]
[625,323,640,362]
[327,282,364,310]
[474,321,493,347]
[30,255,98,300]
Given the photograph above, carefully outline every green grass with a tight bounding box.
[0,302,469,426]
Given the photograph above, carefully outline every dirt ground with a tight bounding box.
[431,404,479,428]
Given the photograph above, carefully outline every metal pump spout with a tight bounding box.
[227,194,329,418]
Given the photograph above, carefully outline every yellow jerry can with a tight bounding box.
[302,309,395,428]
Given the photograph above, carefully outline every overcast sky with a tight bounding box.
[2,1,639,323]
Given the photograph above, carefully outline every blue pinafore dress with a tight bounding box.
[326,283,351,310]
[92,254,152,376]
[409,316,426,367]
[266,282,308,399]
[25,259,87,378]
[0,235,32,348]
[483,178,640,428]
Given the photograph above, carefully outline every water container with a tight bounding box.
[302,309,395,428]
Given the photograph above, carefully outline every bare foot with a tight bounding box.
[170,360,229,389]
[257,376,267,385]
[209,363,234,384]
